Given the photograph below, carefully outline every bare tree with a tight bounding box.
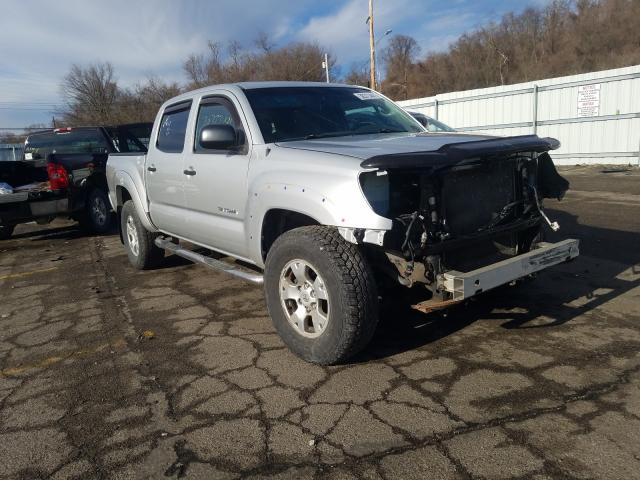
[397,0,640,100]
[184,41,227,88]
[183,39,333,86]
[61,63,118,125]
[380,35,420,99]
[487,35,510,85]
[343,61,371,87]
[184,53,208,88]
[117,77,182,123]
[261,42,332,81]
[60,63,180,126]
[59,0,640,124]
[254,32,274,53]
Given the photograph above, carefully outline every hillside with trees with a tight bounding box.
[59,63,181,126]
[53,39,332,128]
[183,39,334,88]
[380,0,640,99]
[49,0,639,129]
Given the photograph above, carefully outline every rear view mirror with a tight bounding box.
[199,124,237,150]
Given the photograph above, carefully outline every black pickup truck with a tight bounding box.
[0,123,151,240]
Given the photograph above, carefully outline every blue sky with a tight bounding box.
[0,0,550,130]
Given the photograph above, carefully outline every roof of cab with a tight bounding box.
[237,81,357,90]
[162,81,366,107]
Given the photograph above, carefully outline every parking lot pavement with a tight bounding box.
[0,166,639,479]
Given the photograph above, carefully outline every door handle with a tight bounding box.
[147,165,156,172]
[183,168,196,176]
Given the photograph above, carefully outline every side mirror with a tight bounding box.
[199,124,237,150]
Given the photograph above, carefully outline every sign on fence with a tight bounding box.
[577,84,600,117]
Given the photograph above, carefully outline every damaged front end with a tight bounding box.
[357,135,579,306]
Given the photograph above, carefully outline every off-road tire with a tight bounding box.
[121,200,163,270]
[264,225,379,365]
[0,224,15,240]
[81,188,114,234]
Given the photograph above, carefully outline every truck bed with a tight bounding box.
[0,160,48,187]
[0,160,67,224]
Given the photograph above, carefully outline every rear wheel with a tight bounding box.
[82,188,114,234]
[0,224,15,240]
[264,226,379,365]
[121,200,163,270]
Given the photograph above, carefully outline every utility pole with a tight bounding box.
[323,53,330,83]
[368,0,376,90]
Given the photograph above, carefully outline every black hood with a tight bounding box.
[360,134,560,169]
[359,134,568,201]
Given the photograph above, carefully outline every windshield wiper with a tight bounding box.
[304,131,352,140]
[350,128,408,136]
[378,128,407,133]
[282,129,407,142]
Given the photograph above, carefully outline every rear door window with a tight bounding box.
[157,102,191,153]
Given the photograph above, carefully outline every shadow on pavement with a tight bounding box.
[359,209,639,362]
[8,224,83,241]
[9,221,119,242]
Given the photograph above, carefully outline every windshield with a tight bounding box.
[244,86,423,143]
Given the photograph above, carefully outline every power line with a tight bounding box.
[0,104,121,113]
[0,127,50,130]
[0,101,63,105]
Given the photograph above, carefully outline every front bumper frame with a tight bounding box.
[440,239,579,301]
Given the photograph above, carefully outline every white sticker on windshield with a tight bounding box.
[354,92,379,100]
[24,153,33,160]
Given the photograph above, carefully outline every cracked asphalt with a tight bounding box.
[1,165,639,479]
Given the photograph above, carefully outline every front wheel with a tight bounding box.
[264,226,379,365]
[0,224,15,240]
[121,200,164,270]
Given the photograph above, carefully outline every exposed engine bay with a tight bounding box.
[358,136,571,300]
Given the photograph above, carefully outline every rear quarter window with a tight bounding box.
[24,129,111,159]
[106,124,153,153]
[157,103,191,153]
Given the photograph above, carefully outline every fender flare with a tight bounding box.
[246,180,391,267]
[246,184,338,267]
[111,171,158,232]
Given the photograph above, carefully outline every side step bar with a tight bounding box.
[154,237,264,284]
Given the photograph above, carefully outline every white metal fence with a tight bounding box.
[0,144,23,161]
[397,65,640,165]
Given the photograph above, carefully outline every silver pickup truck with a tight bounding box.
[106,81,578,364]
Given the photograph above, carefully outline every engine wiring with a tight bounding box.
[529,185,560,231]
[395,211,428,274]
